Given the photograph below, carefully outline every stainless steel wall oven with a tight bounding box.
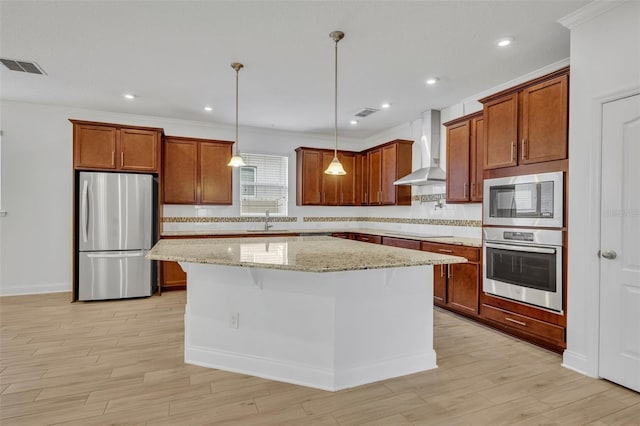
[483,227,563,312]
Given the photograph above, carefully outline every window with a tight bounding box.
[240,153,288,216]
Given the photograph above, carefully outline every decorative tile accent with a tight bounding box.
[302,216,481,227]
[163,216,298,223]
[411,194,447,202]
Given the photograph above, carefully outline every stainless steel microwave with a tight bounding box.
[483,171,564,228]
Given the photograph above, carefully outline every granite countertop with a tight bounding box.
[161,228,482,248]
[147,236,467,273]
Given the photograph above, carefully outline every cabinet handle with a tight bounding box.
[471,182,476,197]
[463,183,468,198]
[505,317,527,327]
[364,192,368,204]
[521,139,527,160]
[121,151,124,167]
[438,249,454,253]
[510,142,515,161]
[361,237,369,242]
[448,265,452,279]
[440,264,445,277]
[111,151,115,166]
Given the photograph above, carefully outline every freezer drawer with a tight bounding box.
[79,250,151,300]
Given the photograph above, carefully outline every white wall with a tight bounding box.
[0,101,362,295]
[560,1,640,377]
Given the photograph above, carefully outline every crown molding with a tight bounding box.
[558,0,626,29]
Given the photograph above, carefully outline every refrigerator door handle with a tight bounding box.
[81,179,89,243]
[86,252,145,259]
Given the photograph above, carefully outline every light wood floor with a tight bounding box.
[1,291,638,426]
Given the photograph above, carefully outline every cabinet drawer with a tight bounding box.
[421,242,479,262]
[382,237,421,250]
[331,232,351,239]
[481,304,564,344]
[353,233,382,244]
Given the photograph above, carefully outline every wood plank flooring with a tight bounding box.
[1,291,638,425]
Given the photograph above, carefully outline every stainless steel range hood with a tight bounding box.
[394,109,446,186]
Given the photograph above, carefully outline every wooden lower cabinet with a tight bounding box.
[382,236,421,250]
[422,242,481,317]
[353,233,382,244]
[160,261,186,291]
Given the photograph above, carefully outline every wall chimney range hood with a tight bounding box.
[394,109,446,186]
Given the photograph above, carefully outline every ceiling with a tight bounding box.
[0,1,587,139]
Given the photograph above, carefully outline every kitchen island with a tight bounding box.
[148,235,466,391]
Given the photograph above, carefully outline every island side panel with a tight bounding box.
[181,262,436,391]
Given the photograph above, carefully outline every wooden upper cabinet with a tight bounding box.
[163,139,198,204]
[296,140,411,207]
[200,142,233,204]
[520,74,568,164]
[367,148,383,205]
[296,148,359,206]
[445,120,471,202]
[480,67,569,170]
[470,116,484,202]
[338,152,358,205]
[74,124,118,169]
[71,120,162,172]
[119,128,160,171]
[322,152,340,206]
[483,92,518,170]
[443,112,483,203]
[163,136,232,205]
[296,148,323,205]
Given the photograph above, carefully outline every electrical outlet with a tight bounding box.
[229,312,239,329]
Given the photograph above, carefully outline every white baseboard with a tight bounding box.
[562,349,599,378]
[0,282,70,296]
[186,345,437,392]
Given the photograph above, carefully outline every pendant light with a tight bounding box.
[228,62,246,167]
[324,31,347,175]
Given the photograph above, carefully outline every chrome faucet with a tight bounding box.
[264,210,273,231]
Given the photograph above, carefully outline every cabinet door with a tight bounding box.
[448,262,479,315]
[446,120,471,202]
[433,264,447,306]
[484,93,518,169]
[163,139,198,204]
[367,149,382,205]
[74,124,117,169]
[322,152,340,205]
[297,149,322,205]
[520,75,568,164]
[380,144,398,205]
[358,153,369,205]
[119,128,160,172]
[161,261,186,290]
[470,116,484,202]
[338,152,357,205]
[200,142,232,205]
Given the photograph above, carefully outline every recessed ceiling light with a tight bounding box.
[381,103,391,109]
[497,38,513,47]
[350,120,358,125]
[426,78,439,85]
[204,106,213,112]
[123,93,136,100]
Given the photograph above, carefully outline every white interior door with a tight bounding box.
[599,93,640,392]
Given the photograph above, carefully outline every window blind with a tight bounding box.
[240,153,288,216]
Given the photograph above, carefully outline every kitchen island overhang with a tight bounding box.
[148,236,466,391]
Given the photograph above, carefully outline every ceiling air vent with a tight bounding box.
[354,108,379,118]
[0,58,46,75]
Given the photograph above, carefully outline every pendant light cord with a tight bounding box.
[235,66,239,156]
[334,37,338,158]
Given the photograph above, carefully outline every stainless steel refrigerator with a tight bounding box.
[77,172,153,301]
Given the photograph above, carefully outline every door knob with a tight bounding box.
[599,250,617,260]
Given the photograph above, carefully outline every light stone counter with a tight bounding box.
[147,235,467,272]
[160,229,482,248]
[148,235,465,391]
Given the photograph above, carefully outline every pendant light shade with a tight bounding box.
[324,30,346,176]
[228,62,246,167]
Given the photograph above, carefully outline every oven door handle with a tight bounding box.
[485,242,557,255]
